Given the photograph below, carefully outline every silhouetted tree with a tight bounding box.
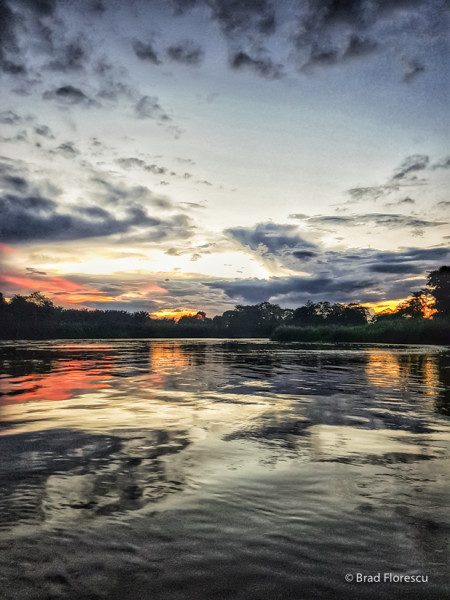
[395,291,430,319]
[426,266,450,318]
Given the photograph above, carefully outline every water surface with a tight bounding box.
[0,340,449,599]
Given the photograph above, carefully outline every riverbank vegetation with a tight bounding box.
[0,266,449,344]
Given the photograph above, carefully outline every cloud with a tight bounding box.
[47,38,87,72]
[392,154,429,180]
[167,41,204,65]
[226,222,317,255]
[299,213,447,230]
[401,57,425,83]
[208,274,375,304]
[207,0,276,37]
[171,0,442,80]
[91,176,174,210]
[205,243,450,306]
[133,40,161,64]
[343,153,434,204]
[432,156,450,170]
[0,0,26,74]
[0,191,193,244]
[302,34,378,71]
[115,157,168,175]
[56,142,80,157]
[94,60,134,101]
[43,85,98,107]
[135,96,170,121]
[34,124,54,138]
[292,250,317,260]
[0,164,192,244]
[0,110,21,124]
[229,51,282,78]
[1,174,28,192]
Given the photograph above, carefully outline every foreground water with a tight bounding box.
[0,339,449,599]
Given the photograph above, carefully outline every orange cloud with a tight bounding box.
[0,274,115,304]
[361,298,407,314]
[362,296,437,319]
[150,308,199,321]
[0,243,15,254]
[142,281,169,294]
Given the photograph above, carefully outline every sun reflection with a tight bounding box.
[364,351,440,404]
[365,351,402,389]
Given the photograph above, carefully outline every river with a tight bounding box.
[0,339,449,599]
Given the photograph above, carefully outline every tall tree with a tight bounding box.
[426,266,450,318]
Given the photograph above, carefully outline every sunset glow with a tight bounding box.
[0,0,447,315]
[150,309,200,321]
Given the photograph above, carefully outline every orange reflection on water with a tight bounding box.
[365,351,402,390]
[144,342,192,388]
[365,350,440,400]
[0,359,112,406]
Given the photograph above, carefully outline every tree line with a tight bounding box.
[0,266,448,342]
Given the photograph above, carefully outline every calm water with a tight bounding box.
[0,339,449,599]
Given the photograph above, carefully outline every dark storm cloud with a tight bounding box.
[0,161,191,243]
[47,38,87,72]
[133,40,161,64]
[208,274,375,304]
[167,41,204,65]
[362,246,450,280]
[207,243,450,305]
[135,96,170,121]
[0,0,26,75]
[392,154,429,180]
[368,262,424,274]
[43,85,98,107]
[206,0,276,37]
[2,174,28,192]
[0,190,194,243]
[369,247,450,264]
[0,0,108,79]
[226,222,317,254]
[292,250,317,260]
[0,0,444,87]
[288,0,441,76]
[0,192,157,243]
[303,34,378,70]
[18,0,57,16]
[220,215,450,304]
[229,51,281,78]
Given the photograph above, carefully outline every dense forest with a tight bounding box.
[0,266,449,344]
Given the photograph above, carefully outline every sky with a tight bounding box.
[0,0,449,316]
